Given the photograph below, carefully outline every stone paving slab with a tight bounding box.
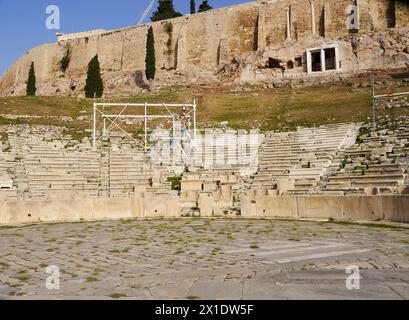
[0,218,408,300]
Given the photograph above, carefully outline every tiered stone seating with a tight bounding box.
[0,125,163,201]
[179,129,262,204]
[325,117,409,194]
[0,162,14,184]
[0,129,18,200]
[251,123,359,194]
[21,141,101,200]
[174,128,262,170]
[0,118,407,202]
[108,146,154,198]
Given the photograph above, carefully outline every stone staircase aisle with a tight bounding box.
[8,132,29,200]
[98,141,111,198]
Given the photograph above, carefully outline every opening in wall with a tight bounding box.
[386,0,396,28]
[306,44,340,74]
[324,48,336,70]
[287,61,294,69]
[267,58,281,69]
[294,57,302,68]
[311,50,322,72]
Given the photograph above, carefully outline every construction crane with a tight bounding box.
[137,0,156,25]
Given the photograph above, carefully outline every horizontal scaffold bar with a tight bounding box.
[95,103,195,108]
[374,91,409,99]
[102,115,174,119]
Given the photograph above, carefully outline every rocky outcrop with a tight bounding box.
[1,0,408,97]
[217,28,409,86]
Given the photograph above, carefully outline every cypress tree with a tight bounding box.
[85,55,103,98]
[145,26,156,81]
[190,0,196,14]
[198,0,213,12]
[26,62,36,96]
[60,49,71,73]
[151,0,182,22]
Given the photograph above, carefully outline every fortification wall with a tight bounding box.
[0,0,408,96]
[258,0,409,45]
[57,29,107,42]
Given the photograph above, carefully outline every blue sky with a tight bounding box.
[0,0,252,76]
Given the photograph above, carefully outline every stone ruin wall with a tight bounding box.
[1,195,409,225]
[56,29,107,42]
[0,0,408,96]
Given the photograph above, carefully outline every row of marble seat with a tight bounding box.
[251,123,359,192]
[324,119,409,194]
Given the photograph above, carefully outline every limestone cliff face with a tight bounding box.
[218,27,409,85]
[0,0,408,97]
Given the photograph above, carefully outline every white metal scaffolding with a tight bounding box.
[92,100,197,151]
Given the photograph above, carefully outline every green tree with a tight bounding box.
[85,55,103,98]
[26,62,36,96]
[151,0,182,22]
[190,0,196,14]
[145,26,156,80]
[198,0,213,12]
[60,48,71,73]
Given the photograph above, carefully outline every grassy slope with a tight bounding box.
[1,81,408,132]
